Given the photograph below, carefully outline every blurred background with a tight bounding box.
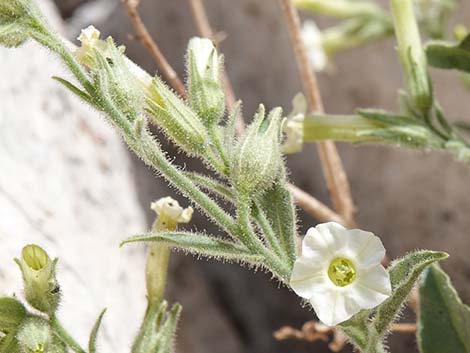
[1,0,469,353]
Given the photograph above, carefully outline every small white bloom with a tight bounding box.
[301,20,327,72]
[188,37,219,79]
[151,197,193,224]
[290,222,391,326]
[282,93,307,154]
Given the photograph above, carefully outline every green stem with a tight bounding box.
[252,203,285,260]
[208,125,229,173]
[390,0,432,112]
[139,134,237,235]
[237,197,290,281]
[303,114,384,142]
[51,317,86,353]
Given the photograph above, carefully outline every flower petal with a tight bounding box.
[290,259,326,299]
[303,222,348,259]
[309,285,360,326]
[342,229,386,268]
[352,265,391,309]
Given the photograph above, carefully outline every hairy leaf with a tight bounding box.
[418,265,470,353]
[121,231,263,264]
[184,172,234,202]
[257,181,297,266]
[0,297,27,333]
[88,309,106,353]
[373,250,448,334]
[53,76,94,106]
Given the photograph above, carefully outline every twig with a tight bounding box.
[187,0,244,133]
[391,323,417,333]
[122,0,187,98]
[288,184,345,224]
[121,0,344,225]
[274,321,416,352]
[279,0,357,227]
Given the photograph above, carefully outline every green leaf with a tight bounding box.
[426,35,470,73]
[357,109,424,126]
[257,181,297,266]
[88,309,106,353]
[418,265,470,353]
[121,231,263,264]
[52,76,94,106]
[222,100,242,152]
[183,172,235,202]
[132,301,182,353]
[0,297,27,333]
[154,303,182,353]
[0,331,20,353]
[373,250,448,334]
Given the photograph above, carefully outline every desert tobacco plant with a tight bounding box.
[0,0,468,353]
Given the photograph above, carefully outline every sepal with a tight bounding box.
[229,105,284,196]
[186,37,225,127]
[15,245,60,316]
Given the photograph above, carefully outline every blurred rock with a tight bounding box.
[0,1,148,350]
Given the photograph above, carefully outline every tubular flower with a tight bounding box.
[290,222,391,326]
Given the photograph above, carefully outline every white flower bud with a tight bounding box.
[186,37,225,126]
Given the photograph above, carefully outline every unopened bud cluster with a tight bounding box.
[230,105,284,196]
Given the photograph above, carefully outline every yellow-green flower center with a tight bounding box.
[328,257,356,287]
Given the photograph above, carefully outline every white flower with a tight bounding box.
[151,197,193,224]
[282,93,307,154]
[187,37,219,79]
[301,20,328,72]
[290,222,391,326]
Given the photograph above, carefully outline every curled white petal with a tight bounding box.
[151,197,193,224]
[290,222,391,326]
[188,37,218,78]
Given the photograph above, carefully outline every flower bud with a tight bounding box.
[146,77,209,156]
[186,37,225,126]
[282,93,307,154]
[15,245,60,316]
[146,197,193,303]
[230,105,284,196]
[76,29,143,122]
[75,27,209,155]
[17,317,51,353]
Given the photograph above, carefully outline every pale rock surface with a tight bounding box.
[0,1,148,351]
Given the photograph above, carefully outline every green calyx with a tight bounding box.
[229,105,284,197]
[15,245,60,316]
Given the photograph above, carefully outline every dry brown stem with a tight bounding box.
[122,0,187,98]
[279,0,357,227]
